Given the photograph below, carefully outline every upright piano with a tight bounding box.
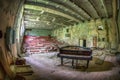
[57,46,92,68]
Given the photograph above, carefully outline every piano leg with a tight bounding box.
[61,57,63,66]
[75,59,78,68]
[72,59,74,68]
[86,60,89,68]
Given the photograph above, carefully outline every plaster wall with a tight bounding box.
[52,18,117,49]
[0,0,21,79]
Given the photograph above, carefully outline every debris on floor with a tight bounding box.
[24,52,120,80]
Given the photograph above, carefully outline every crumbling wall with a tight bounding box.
[52,18,117,49]
[0,0,21,79]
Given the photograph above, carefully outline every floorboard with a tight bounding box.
[24,52,120,80]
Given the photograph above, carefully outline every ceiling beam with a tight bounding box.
[23,9,50,17]
[25,26,53,29]
[24,21,71,27]
[66,0,91,20]
[25,1,84,22]
[24,19,76,25]
[23,9,79,23]
[88,0,100,18]
[48,0,91,20]
[100,0,108,17]
[24,4,81,22]
[23,8,79,20]
[70,0,100,19]
[84,0,99,19]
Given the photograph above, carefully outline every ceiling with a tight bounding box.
[23,0,113,29]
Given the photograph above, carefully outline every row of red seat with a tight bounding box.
[22,35,62,54]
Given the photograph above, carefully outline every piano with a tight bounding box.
[57,46,92,68]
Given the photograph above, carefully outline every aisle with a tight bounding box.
[24,52,120,80]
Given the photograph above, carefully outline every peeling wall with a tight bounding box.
[25,29,52,36]
[15,1,25,55]
[0,0,22,79]
[52,18,117,49]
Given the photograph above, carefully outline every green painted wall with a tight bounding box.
[25,29,51,36]
[52,18,117,49]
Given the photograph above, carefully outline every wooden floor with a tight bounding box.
[24,52,120,80]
